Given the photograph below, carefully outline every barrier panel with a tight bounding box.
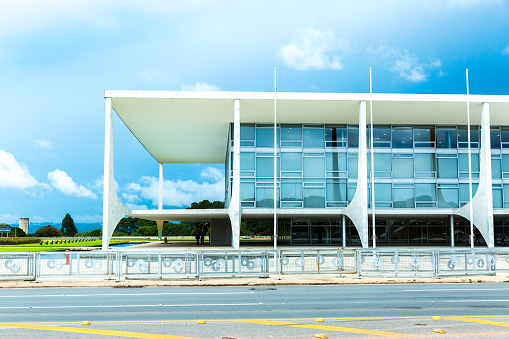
[199,250,270,279]
[0,253,36,280]
[279,249,356,274]
[357,249,436,278]
[120,252,198,279]
[37,252,117,277]
[435,249,498,276]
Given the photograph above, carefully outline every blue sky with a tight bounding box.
[1,0,508,225]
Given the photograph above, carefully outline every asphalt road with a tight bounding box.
[1,283,509,338]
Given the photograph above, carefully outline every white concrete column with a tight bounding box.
[456,102,494,247]
[102,97,131,250]
[450,215,455,247]
[157,163,164,240]
[344,101,369,248]
[228,99,241,249]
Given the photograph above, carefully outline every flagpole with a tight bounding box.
[370,67,376,248]
[466,69,474,248]
[273,67,278,252]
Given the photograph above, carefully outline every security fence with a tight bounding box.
[1,248,509,281]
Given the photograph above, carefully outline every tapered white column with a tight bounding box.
[157,162,164,240]
[450,215,455,247]
[228,99,241,249]
[342,215,346,247]
[344,101,369,248]
[102,97,130,250]
[456,102,494,247]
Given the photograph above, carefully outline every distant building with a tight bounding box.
[19,218,29,234]
[102,90,509,250]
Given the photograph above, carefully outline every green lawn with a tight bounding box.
[0,240,123,252]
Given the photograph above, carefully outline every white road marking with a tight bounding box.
[0,303,263,309]
[445,299,509,302]
[404,288,509,292]
[0,291,255,298]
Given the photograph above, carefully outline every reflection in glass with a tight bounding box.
[414,153,436,177]
[415,183,436,203]
[240,124,255,140]
[372,125,391,147]
[325,125,346,147]
[457,126,479,148]
[281,181,302,201]
[414,126,435,147]
[392,126,413,148]
[303,128,324,147]
[256,187,277,207]
[491,128,501,149]
[326,153,347,172]
[256,127,280,147]
[281,152,302,171]
[493,188,503,208]
[303,157,325,178]
[326,181,347,202]
[347,126,359,148]
[303,187,325,207]
[256,157,280,177]
[240,182,255,201]
[240,152,255,171]
[492,158,502,179]
[348,155,358,178]
[393,155,414,178]
[437,157,458,178]
[437,187,458,208]
[458,153,480,173]
[436,128,457,148]
[393,187,415,208]
[281,125,302,141]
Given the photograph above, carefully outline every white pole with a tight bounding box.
[370,67,376,248]
[273,67,277,251]
[466,69,474,248]
[158,163,163,211]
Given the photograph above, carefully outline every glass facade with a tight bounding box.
[228,123,509,246]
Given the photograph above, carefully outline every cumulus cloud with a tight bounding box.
[123,167,224,208]
[34,139,53,150]
[280,26,352,71]
[181,82,220,91]
[368,44,442,83]
[0,150,40,189]
[48,169,97,199]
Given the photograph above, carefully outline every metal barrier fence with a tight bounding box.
[279,249,356,274]
[357,249,436,277]
[1,248,509,281]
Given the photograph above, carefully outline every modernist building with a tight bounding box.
[102,91,509,250]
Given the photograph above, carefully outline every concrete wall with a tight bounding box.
[210,218,232,246]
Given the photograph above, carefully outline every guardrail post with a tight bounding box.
[356,250,361,277]
[76,253,80,276]
[198,251,202,281]
[158,253,162,278]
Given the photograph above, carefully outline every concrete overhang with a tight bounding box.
[105,90,509,164]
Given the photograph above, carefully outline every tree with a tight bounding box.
[61,213,78,236]
[185,200,225,237]
[34,225,61,237]
[115,217,155,235]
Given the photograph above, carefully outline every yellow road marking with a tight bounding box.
[0,323,203,339]
[444,316,509,327]
[236,319,413,337]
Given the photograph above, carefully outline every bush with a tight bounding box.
[75,229,102,237]
[34,225,61,237]
[0,238,41,245]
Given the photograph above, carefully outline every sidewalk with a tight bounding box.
[2,272,508,289]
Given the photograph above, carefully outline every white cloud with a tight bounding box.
[503,46,509,56]
[34,139,53,150]
[0,213,19,224]
[368,44,442,83]
[181,82,220,91]
[0,150,40,189]
[280,26,352,71]
[138,70,163,80]
[48,169,97,199]
[124,167,224,208]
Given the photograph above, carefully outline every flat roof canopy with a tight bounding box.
[105,90,509,164]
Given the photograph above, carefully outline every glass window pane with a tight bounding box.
[374,153,391,172]
[459,183,478,202]
[492,158,502,178]
[303,128,324,147]
[348,185,356,203]
[256,157,277,177]
[437,188,458,208]
[415,183,436,202]
[281,124,302,141]
[240,124,255,140]
[503,154,509,173]
[256,127,279,147]
[303,187,325,207]
[493,188,503,208]
[256,187,275,207]
[375,183,392,202]
[240,152,255,171]
[326,153,347,172]
[458,153,480,172]
[504,184,509,208]
[414,126,435,143]
[436,128,457,148]
[457,126,479,145]
[501,127,509,143]
[393,157,414,178]
[437,158,458,178]
[281,152,302,171]
[240,182,255,201]
[304,157,325,178]
[348,155,358,178]
[281,182,302,201]
[326,182,346,201]
[325,125,346,146]
[392,126,413,148]
[491,129,501,149]
[347,126,359,148]
[393,188,414,208]
[415,153,436,172]
[372,125,391,146]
